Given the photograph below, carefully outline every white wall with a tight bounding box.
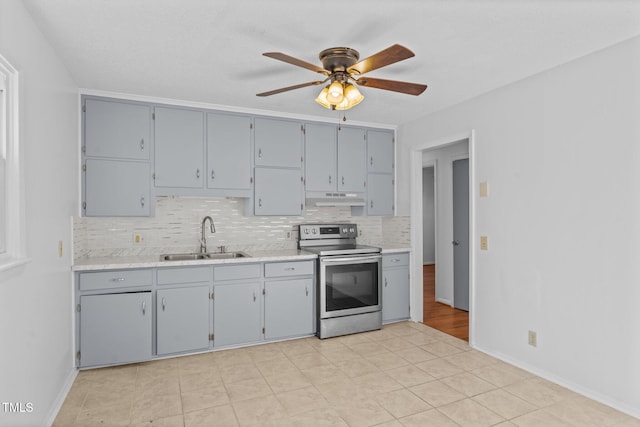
[397,36,640,416]
[0,1,78,426]
[421,167,435,264]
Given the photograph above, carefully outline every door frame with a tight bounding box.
[410,129,476,346]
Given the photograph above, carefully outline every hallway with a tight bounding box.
[423,264,469,341]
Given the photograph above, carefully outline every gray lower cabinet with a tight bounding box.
[213,281,262,347]
[79,291,152,367]
[382,253,410,323]
[213,263,262,347]
[157,286,211,355]
[264,278,313,339]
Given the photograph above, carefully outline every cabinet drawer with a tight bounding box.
[79,269,152,291]
[264,260,314,277]
[157,266,210,285]
[383,253,409,268]
[214,264,261,281]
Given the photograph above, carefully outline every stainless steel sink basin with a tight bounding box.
[160,251,249,261]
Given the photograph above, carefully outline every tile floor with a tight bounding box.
[53,322,640,427]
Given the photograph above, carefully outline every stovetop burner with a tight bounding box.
[298,224,381,256]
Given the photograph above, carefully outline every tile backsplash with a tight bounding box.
[73,196,410,260]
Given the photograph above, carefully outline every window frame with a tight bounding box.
[0,53,28,272]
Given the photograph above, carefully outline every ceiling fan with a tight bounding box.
[256,44,427,111]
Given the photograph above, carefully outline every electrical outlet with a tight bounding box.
[132,233,144,244]
[480,236,489,250]
[528,330,537,347]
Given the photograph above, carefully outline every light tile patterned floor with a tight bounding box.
[53,322,640,426]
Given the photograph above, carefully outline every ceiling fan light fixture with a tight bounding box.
[314,86,332,109]
[337,83,364,110]
[326,81,344,103]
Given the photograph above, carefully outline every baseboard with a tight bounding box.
[436,297,451,306]
[472,343,640,420]
[45,368,77,427]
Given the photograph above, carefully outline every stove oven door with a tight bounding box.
[319,254,382,319]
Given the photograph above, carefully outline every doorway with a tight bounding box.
[412,135,473,342]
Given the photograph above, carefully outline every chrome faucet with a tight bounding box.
[200,216,216,253]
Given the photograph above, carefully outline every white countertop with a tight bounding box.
[72,249,317,272]
[72,246,411,271]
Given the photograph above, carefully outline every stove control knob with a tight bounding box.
[312,228,317,234]
[349,227,355,234]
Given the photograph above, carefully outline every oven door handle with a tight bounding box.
[321,255,381,264]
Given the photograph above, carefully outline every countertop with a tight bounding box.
[72,246,412,272]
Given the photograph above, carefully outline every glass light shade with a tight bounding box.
[314,87,332,109]
[335,84,364,110]
[326,81,344,104]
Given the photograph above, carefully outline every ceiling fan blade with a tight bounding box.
[356,77,427,96]
[347,44,415,75]
[256,80,325,97]
[263,52,330,75]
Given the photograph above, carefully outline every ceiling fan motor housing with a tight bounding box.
[319,47,360,73]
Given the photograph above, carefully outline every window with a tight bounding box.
[0,53,26,271]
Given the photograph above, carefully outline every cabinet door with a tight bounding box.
[207,113,252,191]
[382,268,410,322]
[84,98,150,160]
[254,118,302,168]
[79,292,152,367]
[154,107,205,189]
[254,167,303,216]
[367,173,394,216]
[367,130,394,174]
[213,282,262,347]
[304,123,337,192]
[157,285,210,355]
[337,127,366,192]
[264,278,313,339]
[84,159,150,216]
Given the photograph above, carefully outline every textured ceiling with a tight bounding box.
[22,0,640,126]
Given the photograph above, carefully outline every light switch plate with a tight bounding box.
[480,236,488,250]
[480,182,489,197]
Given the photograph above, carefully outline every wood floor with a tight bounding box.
[422,264,469,341]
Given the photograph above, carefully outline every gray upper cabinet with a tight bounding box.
[254,167,303,216]
[367,130,394,174]
[337,127,367,192]
[304,123,337,193]
[84,159,151,217]
[154,106,205,189]
[82,97,153,217]
[367,173,394,216]
[207,113,252,194]
[79,291,152,367]
[84,98,150,160]
[254,118,302,168]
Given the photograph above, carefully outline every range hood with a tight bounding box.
[305,191,366,207]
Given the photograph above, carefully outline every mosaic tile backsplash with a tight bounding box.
[73,196,410,260]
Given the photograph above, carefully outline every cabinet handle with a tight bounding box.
[284,267,295,271]
[140,138,145,150]
[196,169,200,179]
[109,277,125,282]
[161,297,166,311]
[305,286,309,296]
[370,200,374,209]
[385,278,388,287]
[258,198,262,208]
[211,170,215,180]
[341,176,345,186]
[370,156,373,166]
[329,175,332,184]
[258,148,262,159]
[253,291,256,302]
[141,301,146,316]
[390,258,400,263]
[140,196,145,207]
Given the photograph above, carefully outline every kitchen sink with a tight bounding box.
[160,251,249,261]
